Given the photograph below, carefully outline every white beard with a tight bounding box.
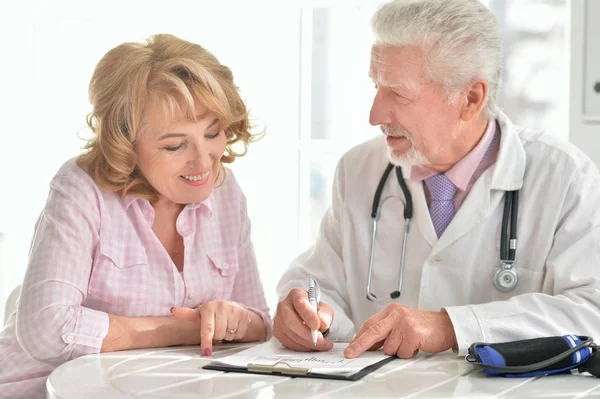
[386,145,430,168]
[383,126,430,168]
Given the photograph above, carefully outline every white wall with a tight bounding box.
[570,0,600,164]
[0,0,581,324]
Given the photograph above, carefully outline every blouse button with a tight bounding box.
[222,262,229,270]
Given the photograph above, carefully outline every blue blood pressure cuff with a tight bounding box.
[466,335,599,378]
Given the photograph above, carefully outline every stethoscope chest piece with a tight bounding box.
[493,262,518,293]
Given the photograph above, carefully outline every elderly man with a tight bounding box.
[274,0,600,359]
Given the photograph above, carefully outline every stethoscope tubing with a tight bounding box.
[368,163,519,301]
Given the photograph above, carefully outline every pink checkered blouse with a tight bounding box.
[0,159,272,398]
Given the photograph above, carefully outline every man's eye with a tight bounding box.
[393,92,410,101]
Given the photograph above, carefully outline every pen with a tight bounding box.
[307,275,320,346]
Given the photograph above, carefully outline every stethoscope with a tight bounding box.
[366,162,520,302]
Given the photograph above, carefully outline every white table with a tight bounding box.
[47,341,600,398]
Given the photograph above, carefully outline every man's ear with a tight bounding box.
[460,79,488,121]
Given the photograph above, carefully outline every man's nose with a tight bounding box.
[369,89,393,127]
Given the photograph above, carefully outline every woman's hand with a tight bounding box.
[171,301,260,356]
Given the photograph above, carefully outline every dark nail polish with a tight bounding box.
[170,307,174,313]
[204,348,211,356]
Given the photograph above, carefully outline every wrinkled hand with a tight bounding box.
[171,301,251,356]
[344,303,457,359]
[273,288,334,351]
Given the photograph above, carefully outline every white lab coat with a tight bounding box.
[276,111,600,354]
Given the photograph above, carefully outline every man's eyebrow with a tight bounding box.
[387,81,416,91]
[369,73,417,92]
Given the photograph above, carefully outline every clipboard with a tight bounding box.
[203,354,396,381]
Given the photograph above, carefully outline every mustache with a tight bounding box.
[380,125,413,140]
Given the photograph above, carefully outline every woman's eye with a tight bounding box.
[164,143,184,152]
[206,131,221,139]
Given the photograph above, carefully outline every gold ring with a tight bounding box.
[227,328,236,335]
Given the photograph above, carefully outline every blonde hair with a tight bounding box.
[77,33,260,202]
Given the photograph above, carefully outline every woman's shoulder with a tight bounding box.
[48,157,104,205]
[52,157,97,184]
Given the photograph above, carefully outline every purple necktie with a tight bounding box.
[425,174,457,238]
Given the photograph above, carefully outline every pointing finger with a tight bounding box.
[344,315,394,359]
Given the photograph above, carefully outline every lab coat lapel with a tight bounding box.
[430,110,526,255]
[412,180,438,248]
[432,169,498,253]
[401,166,438,248]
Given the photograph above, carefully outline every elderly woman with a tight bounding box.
[0,34,271,398]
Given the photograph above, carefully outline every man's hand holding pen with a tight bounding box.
[273,288,334,352]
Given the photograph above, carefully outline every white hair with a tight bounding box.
[371,0,503,119]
